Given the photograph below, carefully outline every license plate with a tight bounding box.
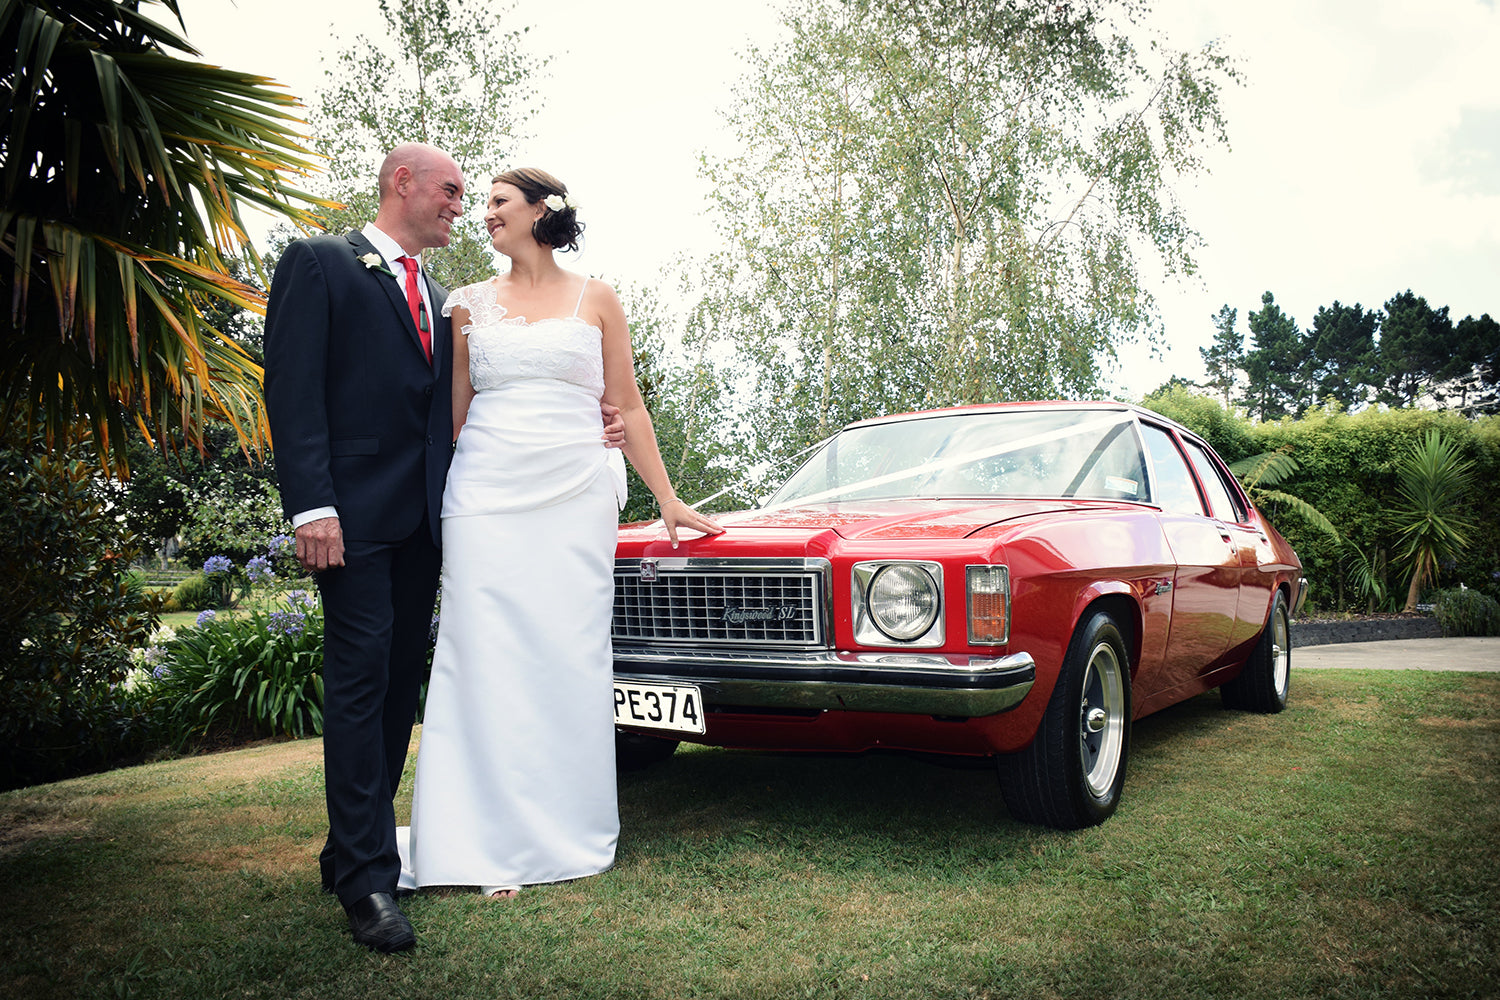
[613,680,705,735]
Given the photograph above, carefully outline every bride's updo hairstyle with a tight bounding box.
[493,167,584,253]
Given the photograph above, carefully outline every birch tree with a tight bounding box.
[699,0,1238,456]
[291,0,545,289]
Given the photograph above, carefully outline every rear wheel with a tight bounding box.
[1221,590,1290,713]
[615,729,680,772]
[999,610,1131,829]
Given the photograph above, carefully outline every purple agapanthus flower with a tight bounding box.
[195,609,218,626]
[284,590,316,610]
[203,555,233,576]
[268,610,306,637]
[246,555,275,584]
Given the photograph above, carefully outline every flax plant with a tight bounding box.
[1394,429,1476,611]
[1,0,335,474]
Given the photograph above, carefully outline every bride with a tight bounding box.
[399,167,723,898]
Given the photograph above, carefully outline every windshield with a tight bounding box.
[764,408,1151,506]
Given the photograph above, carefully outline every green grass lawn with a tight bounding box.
[156,609,213,629]
[155,588,315,631]
[2,669,1496,1000]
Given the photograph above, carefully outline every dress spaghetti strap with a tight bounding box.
[571,276,590,318]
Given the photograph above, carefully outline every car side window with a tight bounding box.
[1184,441,1248,523]
[1140,424,1204,516]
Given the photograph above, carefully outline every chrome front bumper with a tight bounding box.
[613,646,1037,717]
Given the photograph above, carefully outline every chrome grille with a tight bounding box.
[612,558,829,647]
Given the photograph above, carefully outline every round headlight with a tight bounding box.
[867,564,940,641]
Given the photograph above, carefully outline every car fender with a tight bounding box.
[1068,580,1143,672]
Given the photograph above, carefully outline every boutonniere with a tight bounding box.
[358,251,396,279]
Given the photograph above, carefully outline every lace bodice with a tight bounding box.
[443,279,604,396]
[439,276,626,517]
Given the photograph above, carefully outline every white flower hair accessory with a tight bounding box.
[357,251,396,278]
[543,193,578,213]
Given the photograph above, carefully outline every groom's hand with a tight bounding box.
[601,402,626,449]
[296,516,346,572]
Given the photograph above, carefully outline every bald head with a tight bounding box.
[378,143,454,202]
[372,143,465,255]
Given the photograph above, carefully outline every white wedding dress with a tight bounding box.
[398,277,626,892]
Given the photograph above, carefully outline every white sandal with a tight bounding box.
[481,885,521,899]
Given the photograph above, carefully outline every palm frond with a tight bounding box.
[1228,446,1339,542]
[1252,486,1342,543]
[1227,447,1299,490]
[1344,542,1391,611]
[1,0,339,474]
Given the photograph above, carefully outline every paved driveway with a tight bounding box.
[1294,636,1500,672]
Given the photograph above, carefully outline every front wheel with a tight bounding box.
[615,729,680,772]
[999,610,1132,829]
[1221,590,1290,713]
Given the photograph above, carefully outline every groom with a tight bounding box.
[264,142,464,952]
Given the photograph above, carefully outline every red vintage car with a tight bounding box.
[611,401,1306,829]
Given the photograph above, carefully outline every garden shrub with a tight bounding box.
[0,431,162,790]
[157,598,325,746]
[171,573,216,612]
[1140,384,1259,462]
[1250,408,1499,613]
[1433,588,1500,637]
[121,423,285,567]
[1142,391,1500,614]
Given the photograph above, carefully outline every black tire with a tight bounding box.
[615,729,680,772]
[1221,590,1290,713]
[999,610,1131,829]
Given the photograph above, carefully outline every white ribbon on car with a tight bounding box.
[759,413,1132,510]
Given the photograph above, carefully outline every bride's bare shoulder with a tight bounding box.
[577,273,621,308]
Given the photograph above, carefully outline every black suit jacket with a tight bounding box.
[264,231,454,546]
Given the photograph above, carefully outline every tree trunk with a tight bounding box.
[1403,553,1432,613]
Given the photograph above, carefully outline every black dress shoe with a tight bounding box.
[345,891,416,953]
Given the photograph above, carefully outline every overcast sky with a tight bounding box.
[182,0,1500,399]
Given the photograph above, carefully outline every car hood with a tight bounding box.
[624,499,1122,542]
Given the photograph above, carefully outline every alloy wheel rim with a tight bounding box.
[1079,641,1126,798]
[1272,606,1290,696]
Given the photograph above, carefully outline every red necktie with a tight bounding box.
[398,255,432,363]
